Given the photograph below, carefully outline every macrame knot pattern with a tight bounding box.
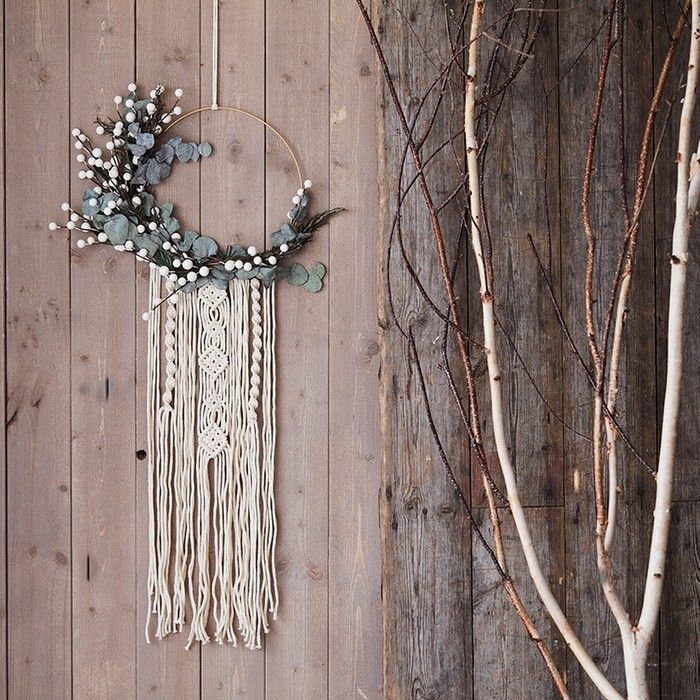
[146,268,279,650]
[198,285,231,460]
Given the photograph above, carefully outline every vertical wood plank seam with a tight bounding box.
[3,0,6,691]
[2,0,6,693]
[197,3,202,694]
[649,3,661,696]
[326,0,331,694]
[133,1,138,696]
[67,0,74,694]
[554,3,570,689]
[464,10,475,691]
[263,1,268,695]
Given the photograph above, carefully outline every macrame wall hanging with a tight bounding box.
[49,0,342,650]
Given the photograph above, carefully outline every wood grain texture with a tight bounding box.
[263,1,331,696]
[660,501,700,696]
[329,1,383,698]
[653,1,700,503]
[375,1,699,698]
[3,0,698,698]
[377,2,473,697]
[69,1,136,696]
[3,0,381,697]
[135,0,202,696]
[5,0,72,697]
[471,3,563,509]
[558,2,658,696]
[198,0,266,693]
[653,2,700,686]
[472,507,566,699]
[0,0,6,694]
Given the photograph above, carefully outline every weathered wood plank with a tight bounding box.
[198,0,266,694]
[653,3,700,690]
[135,0,201,695]
[472,507,566,699]
[5,0,72,696]
[464,7,568,692]
[377,2,473,697]
[328,1,383,697]
[558,2,658,696]
[69,2,137,696]
[263,0,330,696]
[471,2,563,510]
[653,1,700,503]
[659,501,700,696]
[0,0,6,694]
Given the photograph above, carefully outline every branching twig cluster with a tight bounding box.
[362,0,699,697]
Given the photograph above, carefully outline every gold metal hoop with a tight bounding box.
[164,106,303,187]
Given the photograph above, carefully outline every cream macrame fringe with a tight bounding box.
[145,268,278,649]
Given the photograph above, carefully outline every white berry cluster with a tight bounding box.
[50,83,340,316]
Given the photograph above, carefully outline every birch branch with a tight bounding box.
[357,0,569,695]
[463,3,622,699]
[603,2,690,554]
[634,0,699,669]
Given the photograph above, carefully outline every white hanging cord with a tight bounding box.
[145,266,162,643]
[211,0,219,109]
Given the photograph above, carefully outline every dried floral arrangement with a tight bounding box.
[49,81,344,649]
[48,83,342,305]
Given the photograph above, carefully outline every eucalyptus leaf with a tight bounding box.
[132,164,147,185]
[271,223,298,246]
[163,216,181,234]
[155,143,175,164]
[152,250,170,267]
[82,199,100,217]
[176,142,192,163]
[133,234,159,256]
[181,281,197,294]
[287,262,308,286]
[257,266,278,287]
[191,235,218,258]
[140,193,155,216]
[136,132,155,149]
[158,163,172,181]
[237,267,258,280]
[211,266,234,280]
[211,277,229,290]
[177,229,200,252]
[310,261,326,280]
[303,274,322,293]
[199,142,213,157]
[227,244,246,258]
[129,143,147,157]
[159,202,174,219]
[103,214,130,245]
[146,159,162,185]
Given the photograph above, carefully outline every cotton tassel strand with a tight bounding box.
[145,277,278,648]
[145,266,161,643]
[172,291,197,632]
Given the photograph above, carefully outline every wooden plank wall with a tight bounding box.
[3,0,382,698]
[4,0,699,698]
[378,1,700,699]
